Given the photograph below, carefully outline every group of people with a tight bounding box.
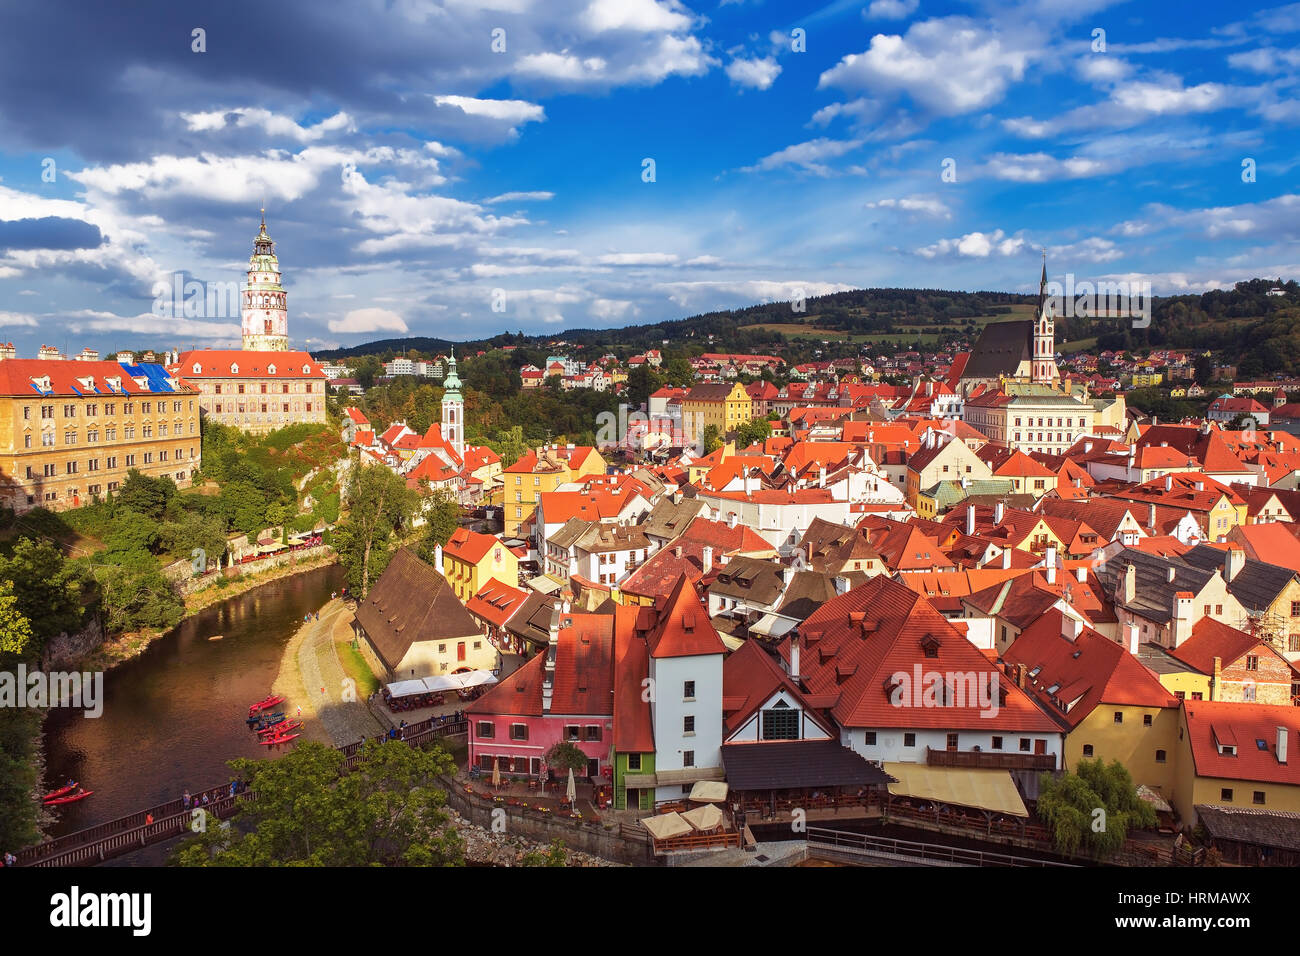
[381,689,445,712]
[181,780,247,811]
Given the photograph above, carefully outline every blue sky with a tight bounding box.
[0,0,1296,355]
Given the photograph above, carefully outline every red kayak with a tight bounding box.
[42,782,78,801]
[44,788,93,806]
[259,733,300,746]
[257,719,301,737]
[248,694,285,715]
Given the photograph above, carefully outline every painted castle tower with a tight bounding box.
[441,349,465,461]
[241,210,289,351]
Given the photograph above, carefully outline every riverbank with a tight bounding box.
[78,551,339,673]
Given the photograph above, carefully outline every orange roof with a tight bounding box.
[174,349,324,379]
[444,527,503,564]
[645,575,726,659]
[1184,701,1300,786]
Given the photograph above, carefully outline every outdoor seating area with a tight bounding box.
[641,781,743,854]
[383,670,498,713]
[460,763,602,823]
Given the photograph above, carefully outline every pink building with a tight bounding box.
[467,603,632,779]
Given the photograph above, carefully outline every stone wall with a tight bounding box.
[41,614,105,671]
[441,776,656,866]
[176,545,333,596]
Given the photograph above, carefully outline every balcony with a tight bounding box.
[925,747,1056,771]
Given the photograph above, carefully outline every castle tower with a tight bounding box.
[241,209,289,351]
[441,349,465,461]
[1031,253,1059,385]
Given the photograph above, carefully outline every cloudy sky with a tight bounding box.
[0,0,1296,354]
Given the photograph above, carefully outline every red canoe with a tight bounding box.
[42,782,79,801]
[248,694,286,715]
[44,788,93,806]
[259,733,300,746]
[257,719,301,737]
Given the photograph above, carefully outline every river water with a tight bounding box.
[41,564,344,848]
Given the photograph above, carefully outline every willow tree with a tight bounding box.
[1037,758,1156,859]
[335,465,419,597]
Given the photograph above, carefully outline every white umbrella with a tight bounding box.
[491,757,501,789]
[565,767,576,805]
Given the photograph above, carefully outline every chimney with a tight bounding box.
[994,502,1005,525]
[1225,545,1245,583]
[1278,726,1289,765]
[1084,441,1093,453]
[727,511,738,529]
[1045,545,1057,585]
[1062,616,1082,641]
[702,545,713,574]
[1126,620,1139,655]
[1148,503,1156,529]
[818,465,826,488]
[1212,656,1222,700]
[542,602,563,714]
[1001,548,1012,570]
[1166,566,1176,584]
[1076,566,1087,583]
[791,636,801,682]
[1171,591,1194,646]
[966,504,975,536]
[1123,564,1136,604]
[435,544,444,575]
[1164,474,1173,492]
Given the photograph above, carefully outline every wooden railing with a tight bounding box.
[806,826,1076,867]
[652,830,742,854]
[925,747,1057,771]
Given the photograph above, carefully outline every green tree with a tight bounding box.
[1194,354,1214,386]
[418,487,461,559]
[701,424,723,454]
[0,538,86,651]
[1037,758,1156,859]
[543,740,588,777]
[520,838,568,867]
[335,465,419,596]
[93,550,185,634]
[116,468,176,520]
[176,740,463,867]
[735,417,771,449]
[0,580,36,669]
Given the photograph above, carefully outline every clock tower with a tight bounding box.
[241,209,289,351]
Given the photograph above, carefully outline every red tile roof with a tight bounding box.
[1184,701,1300,786]
[645,575,726,659]
[444,527,503,565]
[174,349,324,379]
[0,359,196,397]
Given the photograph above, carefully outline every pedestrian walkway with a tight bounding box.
[298,601,382,746]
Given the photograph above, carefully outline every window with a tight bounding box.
[565,725,580,741]
[1155,749,1167,763]
[65,461,77,475]
[1221,788,1233,802]
[903,733,916,747]
[683,715,695,734]
[683,680,695,700]
[946,733,959,751]
[584,725,602,742]
[761,705,799,740]
[1113,711,1123,724]
[864,732,877,746]
[627,753,642,771]
[991,736,1003,750]
[1246,655,1259,671]
[509,723,528,741]
[1254,791,1266,805]
[475,721,494,739]
[1143,714,1152,727]
[1019,738,1031,752]
[1082,744,1094,757]
[682,750,695,767]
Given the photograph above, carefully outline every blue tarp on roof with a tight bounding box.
[119,362,176,393]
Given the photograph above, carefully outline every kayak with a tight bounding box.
[252,715,287,732]
[42,782,79,801]
[44,788,93,806]
[246,711,284,726]
[258,719,301,737]
[259,733,300,746]
[248,694,285,714]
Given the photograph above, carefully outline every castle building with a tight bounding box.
[441,350,464,462]
[170,213,326,435]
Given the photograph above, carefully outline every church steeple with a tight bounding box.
[1031,252,1058,385]
[242,208,289,351]
[441,349,464,461]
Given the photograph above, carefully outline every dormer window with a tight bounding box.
[192,363,201,374]
[230,363,239,375]
[302,364,310,374]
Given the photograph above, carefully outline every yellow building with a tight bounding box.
[681,382,753,446]
[905,435,993,508]
[1132,371,1164,388]
[496,443,605,537]
[440,527,519,602]
[1175,701,1300,825]
[0,358,201,512]
[173,350,327,435]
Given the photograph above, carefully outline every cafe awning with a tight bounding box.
[883,763,1028,818]
[386,679,428,698]
[641,812,693,840]
[688,780,729,803]
[682,803,724,832]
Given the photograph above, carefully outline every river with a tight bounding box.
[40,563,344,857]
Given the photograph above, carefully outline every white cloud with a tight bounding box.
[582,0,693,34]
[916,229,1027,259]
[982,152,1113,182]
[63,310,239,339]
[180,108,355,143]
[483,191,555,204]
[819,18,1033,115]
[0,311,38,327]
[594,252,679,266]
[741,137,863,175]
[725,56,782,90]
[433,95,546,130]
[865,195,951,218]
[865,0,919,20]
[328,307,409,334]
